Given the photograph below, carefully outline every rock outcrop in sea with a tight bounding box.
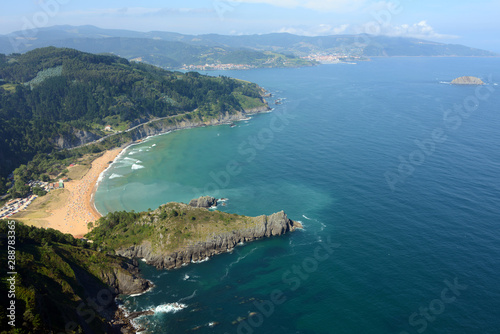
[115,205,302,270]
[451,76,484,85]
[189,196,218,208]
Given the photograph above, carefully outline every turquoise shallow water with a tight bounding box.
[95,58,500,333]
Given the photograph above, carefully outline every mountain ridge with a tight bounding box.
[1,25,497,70]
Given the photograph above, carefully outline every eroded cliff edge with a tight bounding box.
[87,197,302,270]
[117,210,300,269]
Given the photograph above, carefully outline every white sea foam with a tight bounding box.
[154,303,187,314]
[132,164,145,170]
[183,273,190,280]
[118,304,130,317]
[136,160,142,163]
[192,257,209,264]
[109,173,123,179]
[302,215,312,220]
[152,144,157,147]
[178,290,197,302]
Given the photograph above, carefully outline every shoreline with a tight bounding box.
[12,148,124,238]
[58,148,124,238]
[12,105,271,238]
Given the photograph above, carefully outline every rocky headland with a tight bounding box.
[88,197,302,270]
[451,76,484,85]
[116,209,301,269]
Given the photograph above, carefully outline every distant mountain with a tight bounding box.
[0,25,313,69]
[1,25,497,64]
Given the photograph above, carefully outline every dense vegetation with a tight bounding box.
[1,25,496,61]
[86,202,253,252]
[0,47,267,195]
[0,220,136,333]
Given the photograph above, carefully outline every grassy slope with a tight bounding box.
[86,202,260,253]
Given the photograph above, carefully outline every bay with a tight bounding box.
[95,57,500,334]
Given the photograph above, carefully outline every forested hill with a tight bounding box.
[0,47,267,194]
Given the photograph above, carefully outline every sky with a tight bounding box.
[1,0,499,52]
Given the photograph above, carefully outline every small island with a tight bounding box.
[451,76,484,85]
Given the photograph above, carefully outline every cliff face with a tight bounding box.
[116,211,301,270]
[127,107,270,142]
[53,129,102,149]
[451,76,484,85]
[189,196,218,208]
[98,259,153,295]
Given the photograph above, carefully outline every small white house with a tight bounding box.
[104,125,112,131]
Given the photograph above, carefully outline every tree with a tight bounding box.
[32,186,47,196]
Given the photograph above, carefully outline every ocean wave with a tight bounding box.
[183,273,190,280]
[192,257,209,264]
[109,173,123,179]
[302,215,312,220]
[132,164,145,170]
[152,144,157,147]
[153,303,187,314]
[129,284,154,297]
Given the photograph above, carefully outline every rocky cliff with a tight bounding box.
[53,129,102,149]
[115,210,301,270]
[189,196,218,208]
[98,259,153,295]
[127,107,270,142]
[451,76,484,85]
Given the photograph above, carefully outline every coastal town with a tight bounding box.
[181,63,257,71]
[301,53,367,64]
[0,179,65,219]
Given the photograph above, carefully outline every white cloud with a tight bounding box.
[359,20,459,40]
[277,23,349,36]
[233,0,367,12]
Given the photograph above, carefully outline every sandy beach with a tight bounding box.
[13,148,123,238]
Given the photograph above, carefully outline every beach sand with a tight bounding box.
[12,148,122,238]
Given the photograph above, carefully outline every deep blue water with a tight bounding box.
[95,58,500,333]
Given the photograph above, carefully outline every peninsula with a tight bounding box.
[86,197,302,270]
[0,197,301,333]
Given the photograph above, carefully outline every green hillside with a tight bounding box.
[0,220,148,333]
[0,47,267,195]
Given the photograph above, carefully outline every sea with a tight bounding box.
[94,57,500,334]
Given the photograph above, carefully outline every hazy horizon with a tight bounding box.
[1,0,499,53]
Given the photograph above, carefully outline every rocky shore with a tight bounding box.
[105,197,301,332]
[55,103,271,149]
[126,106,271,143]
[115,206,302,270]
